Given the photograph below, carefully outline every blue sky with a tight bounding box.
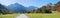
[0,0,58,7]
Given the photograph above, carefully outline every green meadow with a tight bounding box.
[0,13,60,18]
[26,13,60,18]
[0,14,18,18]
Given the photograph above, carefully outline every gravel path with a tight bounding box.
[15,14,29,18]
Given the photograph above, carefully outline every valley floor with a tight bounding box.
[0,13,60,18]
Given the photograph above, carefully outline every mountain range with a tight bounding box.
[6,3,37,13]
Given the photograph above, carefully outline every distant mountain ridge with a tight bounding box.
[27,6,37,11]
[6,3,37,13]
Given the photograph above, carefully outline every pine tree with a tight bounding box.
[0,3,8,14]
[54,1,60,12]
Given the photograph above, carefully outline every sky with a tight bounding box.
[0,0,59,7]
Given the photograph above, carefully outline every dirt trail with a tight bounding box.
[15,14,29,18]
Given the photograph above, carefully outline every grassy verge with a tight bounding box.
[26,13,60,18]
[0,14,18,18]
[0,13,60,18]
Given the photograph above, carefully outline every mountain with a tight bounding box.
[27,6,37,11]
[7,3,26,13]
[6,3,37,13]
[0,4,9,14]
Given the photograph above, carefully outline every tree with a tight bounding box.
[40,6,47,13]
[8,10,13,14]
[45,3,52,13]
[0,3,8,15]
[37,3,52,13]
[54,1,60,12]
[36,8,42,13]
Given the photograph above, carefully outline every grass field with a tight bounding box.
[0,14,19,18]
[26,13,60,18]
[0,13,60,18]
